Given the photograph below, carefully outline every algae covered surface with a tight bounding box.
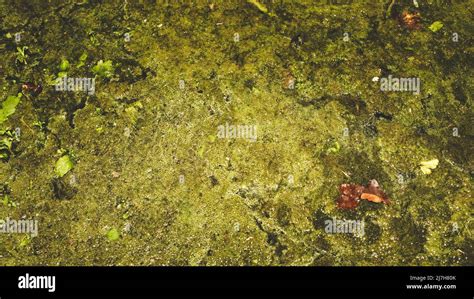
[0,0,472,266]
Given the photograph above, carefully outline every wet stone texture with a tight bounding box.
[0,0,472,265]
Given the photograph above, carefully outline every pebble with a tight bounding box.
[123,222,131,233]
[233,223,240,232]
[69,174,77,186]
[124,127,131,138]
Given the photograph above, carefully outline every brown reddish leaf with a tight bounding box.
[336,183,364,209]
[336,180,390,209]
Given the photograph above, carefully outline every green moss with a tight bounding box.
[0,0,471,266]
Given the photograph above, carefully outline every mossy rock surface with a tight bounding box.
[0,1,472,265]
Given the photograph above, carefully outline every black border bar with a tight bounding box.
[0,266,471,298]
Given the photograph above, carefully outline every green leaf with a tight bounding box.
[19,236,31,247]
[16,46,28,64]
[326,141,341,154]
[0,93,22,124]
[2,194,9,206]
[77,52,88,68]
[0,137,12,150]
[420,158,439,175]
[429,21,444,32]
[55,155,74,177]
[106,228,120,241]
[79,52,88,62]
[59,59,70,71]
[92,60,115,78]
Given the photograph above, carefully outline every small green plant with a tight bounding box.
[124,101,143,125]
[1,194,16,207]
[0,128,20,161]
[106,228,120,241]
[1,184,16,207]
[57,71,68,78]
[0,132,15,161]
[59,58,70,71]
[92,60,115,78]
[32,120,47,149]
[77,52,88,68]
[429,21,444,32]
[420,158,439,174]
[15,46,28,64]
[19,236,31,247]
[324,139,341,155]
[326,141,341,154]
[0,93,22,125]
[55,154,74,177]
[32,120,46,129]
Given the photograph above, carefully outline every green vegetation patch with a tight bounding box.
[55,155,74,177]
[0,93,22,125]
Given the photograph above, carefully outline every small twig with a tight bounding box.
[20,117,34,134]
[386,0,397,18]
[247,0,276,17]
